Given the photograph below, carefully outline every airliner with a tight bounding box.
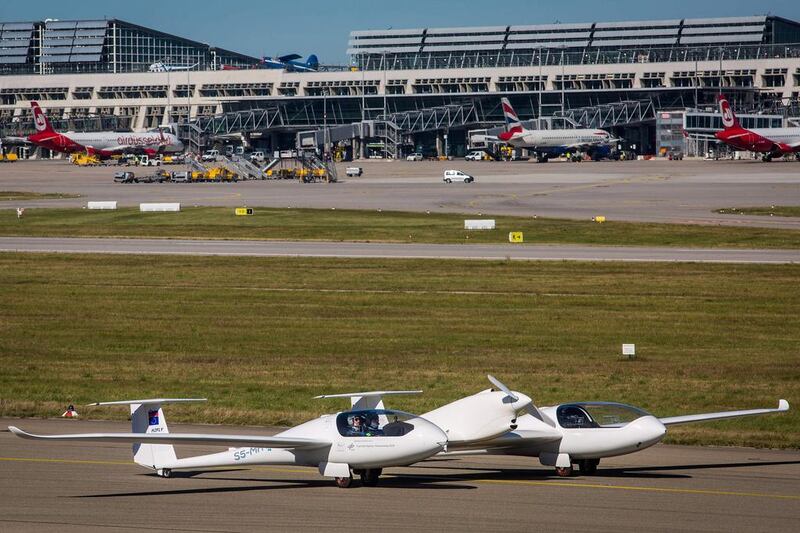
[27,102,184,158]
[714,95,800,161]
[496,98,614,162]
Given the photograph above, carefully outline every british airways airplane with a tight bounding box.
[26,102,184,158]
[495,98,614,162]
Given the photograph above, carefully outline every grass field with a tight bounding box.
[0,253,797,448]
[2,206,800,248]
[0,191,80,201]
[716,206,800,218]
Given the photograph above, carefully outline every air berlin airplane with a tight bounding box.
[715,95,800,161]
[27,101,184,158]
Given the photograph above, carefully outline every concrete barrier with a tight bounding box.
[87,201,117,210]
[464,219,495,230]
[140,203,180,212]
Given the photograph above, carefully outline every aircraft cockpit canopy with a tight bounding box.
[336,409,416,437]
[556,402,651,429]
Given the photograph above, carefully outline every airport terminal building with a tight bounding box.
[1,15,800,157]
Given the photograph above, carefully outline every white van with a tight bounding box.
[250,151,266,163]
[465,151,485,161]
[443,169,475,183]
[202,149,220,162]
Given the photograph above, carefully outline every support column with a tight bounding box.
[436,133,444,158]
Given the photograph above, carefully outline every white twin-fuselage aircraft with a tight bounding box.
[9,375,789,487]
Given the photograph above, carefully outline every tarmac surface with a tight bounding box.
[1,159,799,229]
[1,236,799,263]
[1,419,799,532]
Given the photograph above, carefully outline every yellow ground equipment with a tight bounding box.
[508,232,524,243]
[70,153,101,166]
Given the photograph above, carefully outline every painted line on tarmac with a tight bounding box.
[0,456,131,467]
[474,478,800,501]
[3,456,798,501]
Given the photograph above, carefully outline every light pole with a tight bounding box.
[560,45,566,116]
[538,46,543,124]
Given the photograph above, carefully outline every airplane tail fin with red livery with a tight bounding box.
[30,101,56,134]
[498,98,524,141]
[717,95,740,130]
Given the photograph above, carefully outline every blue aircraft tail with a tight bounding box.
[305,55,319,70]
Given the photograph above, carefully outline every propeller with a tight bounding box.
[487,374,518,402]
[487,374,555,427]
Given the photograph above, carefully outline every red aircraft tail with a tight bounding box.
[717,95,740,130]
[31,101,55,134]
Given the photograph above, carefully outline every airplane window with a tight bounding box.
[336,409,415,437]
[557,403,650,429]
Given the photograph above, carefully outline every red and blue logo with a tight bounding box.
[148,409,160,426]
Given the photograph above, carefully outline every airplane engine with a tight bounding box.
[423,390,532,445]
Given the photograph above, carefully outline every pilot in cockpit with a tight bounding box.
[364,413,383,437]
[347,415,365,436]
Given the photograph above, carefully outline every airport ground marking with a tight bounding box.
[473,478,800,501]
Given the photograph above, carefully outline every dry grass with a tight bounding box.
[0,253,797,447]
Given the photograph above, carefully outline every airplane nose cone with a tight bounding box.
[637,416,667,446]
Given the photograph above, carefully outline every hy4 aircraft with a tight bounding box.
[439,376,789,477]
[26,101,184,158]
[8,376,788,484]
[260,54,319,72]
[495,97,615,162]
[714,95,800,161]
[9,381,530,488]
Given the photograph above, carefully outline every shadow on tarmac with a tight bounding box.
[69,459,800,498]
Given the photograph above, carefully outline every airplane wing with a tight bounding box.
[658,399,788,426]
[278,54,302,62]
[8,426,330,449]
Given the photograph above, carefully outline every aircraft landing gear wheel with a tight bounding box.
[555,466,573,477]
[360,468,382,487]
[158,468,172,478]
[335,475,353,488]
[577,459,599,475]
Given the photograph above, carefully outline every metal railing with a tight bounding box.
[353,42,800,71]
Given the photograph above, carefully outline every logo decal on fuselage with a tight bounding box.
[148,410,160,426]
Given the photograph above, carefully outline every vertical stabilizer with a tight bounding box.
[717,95,740,130]
[131,403,177,469]
[30,101,55,134]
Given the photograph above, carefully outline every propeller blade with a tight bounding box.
[487,374,518,403]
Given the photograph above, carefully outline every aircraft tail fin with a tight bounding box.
[718,94,740,130]
[89,398,205,470]
[306,54,319,70]
[500,97,523,135]
[30,101,55,134]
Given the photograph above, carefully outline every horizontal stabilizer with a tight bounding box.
[659,399,789,426]
[8,427,329,449]
[87,398,207,407]
[315,390,422,410]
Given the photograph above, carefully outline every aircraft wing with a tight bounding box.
[8,426,330,449]
[658,399,789,426]
[278,54,302,62]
